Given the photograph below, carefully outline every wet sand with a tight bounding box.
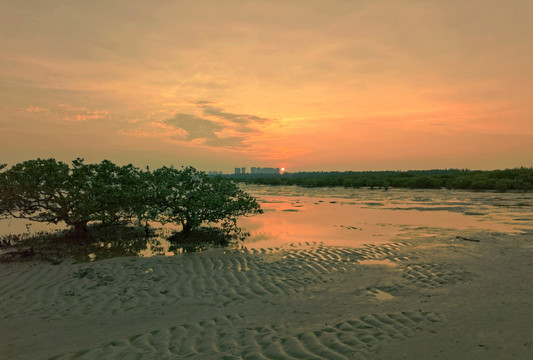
[1,230,532,359]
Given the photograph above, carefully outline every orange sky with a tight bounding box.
[1,0,532,172]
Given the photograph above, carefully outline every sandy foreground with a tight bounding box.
[1,229,532,359]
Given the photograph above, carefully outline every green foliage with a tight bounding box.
[71,159,149,226]
[1,159,263,239]
[0,158,149,232]
[0,158,74,226]
[232,168,533,192]
[151,166,263,235]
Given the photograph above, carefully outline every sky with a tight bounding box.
[1,0,532,172]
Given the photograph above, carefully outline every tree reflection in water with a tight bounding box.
[0,223,249,263]
[166,227,244,254]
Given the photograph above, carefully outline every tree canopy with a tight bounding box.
[150,166,262,235]
[0,158,150,231]
[0,159,262,235]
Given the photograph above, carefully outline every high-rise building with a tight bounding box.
[237,166,281,175]
[252,167,280,174]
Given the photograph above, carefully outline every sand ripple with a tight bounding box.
[47,311,442,359]
[2,239,515,360]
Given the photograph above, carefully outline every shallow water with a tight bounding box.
[238,185,532,250]
[1,185,532,260]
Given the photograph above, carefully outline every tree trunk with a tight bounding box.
[73,220,88,233]
[181,221,192,237]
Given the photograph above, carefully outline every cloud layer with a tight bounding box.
[1,0,532,170]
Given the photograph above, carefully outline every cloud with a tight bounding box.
[165,113,222,140]
[204,136,246,148]
[25,106,50,113]
[25,104,109,122]
[162,102,278,149]
[197,102,271,125]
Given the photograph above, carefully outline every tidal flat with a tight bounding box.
[1,186,532,359]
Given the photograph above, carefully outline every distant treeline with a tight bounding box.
[228,168,533,192]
